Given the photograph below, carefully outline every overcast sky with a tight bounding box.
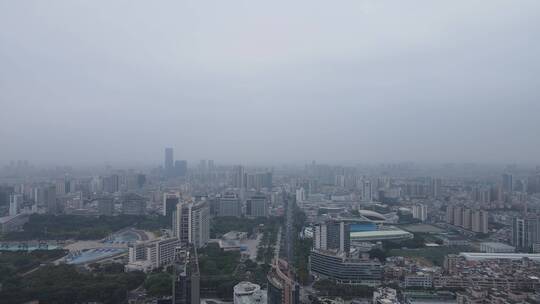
[1,0,539,166]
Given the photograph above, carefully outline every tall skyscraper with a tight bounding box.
[512,216,540,251]
[233,165,246,188]
[9,194,23,216]
[430,178,442,198]
[173,246,200,304]
[412,204,428,222]
[165,147,174,177]
[45,185,57,214]
[502,173,514,193]
[362,180,372,202]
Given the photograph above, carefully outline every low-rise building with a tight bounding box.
[233,281,267,304]
[479,242,515,253]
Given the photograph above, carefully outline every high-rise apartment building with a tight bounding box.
[362,180,372,202]
[9,194,23,216]
[503,173,514,193]
[233,165,246,188]
[295,188,305,206]
[446,206,488,234]
[173,201,210,249]
[313,220,351,255]
[412,204,428,222]
[430,178,442,198]
[471,210,489,234]
[512,217,540,251]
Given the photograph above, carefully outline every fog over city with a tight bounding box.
[1,0,540,165]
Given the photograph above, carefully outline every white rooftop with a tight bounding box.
[459,252,540,261]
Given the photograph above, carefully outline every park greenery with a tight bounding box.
[198,242,271,300]
[210,216,280,238]
[1,214,170,241]
[0,249,68,285]
[256,218,281,264]
[0,264,145,304]
[144,272,173,297]
[292,206,311,285]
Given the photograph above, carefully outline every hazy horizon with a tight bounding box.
[2,0,540,165]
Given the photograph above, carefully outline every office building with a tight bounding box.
[122,193,146,215]
[246,194,268,218]
[313,220,351,254]
[173,246,200,304]
[217,193,241,217]
[9,194,22,216]
[233,165,246,188]
[173,201,210,249]
[165,147,174,177]
[309,250,382,285]
[103,174,120,193]
[164,192,180,217]
[45,185,57,214]
[503,173,514,193]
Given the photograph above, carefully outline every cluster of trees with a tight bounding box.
[256,218,281,264]
[2,214,170,241]
[198,243,240,276]
[210,216,279,238]
[0,264,145,304]
[198,237,274,300]
[0,249,68,284]
[144,272,173,297]
[292,207,311,285]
